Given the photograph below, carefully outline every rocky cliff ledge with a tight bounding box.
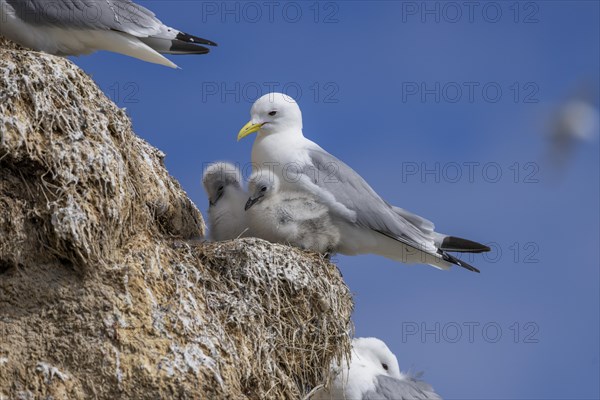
[0,37,353,399]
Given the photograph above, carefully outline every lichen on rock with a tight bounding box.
[0,37,353,399]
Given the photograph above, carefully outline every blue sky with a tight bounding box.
[75,1,599,398]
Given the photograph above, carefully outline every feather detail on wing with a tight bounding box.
[302,145,438,254]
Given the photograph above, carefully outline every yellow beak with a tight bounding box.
[237,121,264,141]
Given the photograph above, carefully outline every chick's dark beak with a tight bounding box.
[210,189,224,206]
[244,195,262,211]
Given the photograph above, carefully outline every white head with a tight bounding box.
[351,337,403,380]
[244,169,281,211]
[237,92,303,140]
[202,162,243,206]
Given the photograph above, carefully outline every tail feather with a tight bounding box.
[440,236,490,253]
[95,31,178,68]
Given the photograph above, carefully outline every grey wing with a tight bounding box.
[391,206,435,235]
[305,146,436,251]
[363,375,442,400]
[6,0,162,36]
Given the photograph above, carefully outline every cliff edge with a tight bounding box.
[0,37,353,399]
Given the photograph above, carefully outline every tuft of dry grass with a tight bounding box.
[0,37,353,399]
[197,239,353,399]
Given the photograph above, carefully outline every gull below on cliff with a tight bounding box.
[313,337,441,400]
[202,162,249,241]
[237,92,490,272]
[245,169,340,254]
[0,0,217,68]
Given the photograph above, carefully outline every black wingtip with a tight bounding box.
[441,236,490,253]
[169,41,210,54]
[442,252,481,273]
[176,32,218,47]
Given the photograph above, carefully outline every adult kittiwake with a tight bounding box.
[237,93,489,272]
[202,162,248,241]
[547,94,599,168]
[313,337,441,400]
[245,169,340,253]
[0,0,217,68]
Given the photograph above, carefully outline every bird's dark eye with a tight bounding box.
[261,187,267,192]
[218,185,224,191]
[382,363,389,371]
[269,111,277,116]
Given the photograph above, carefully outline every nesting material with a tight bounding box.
[0,37,353,399]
